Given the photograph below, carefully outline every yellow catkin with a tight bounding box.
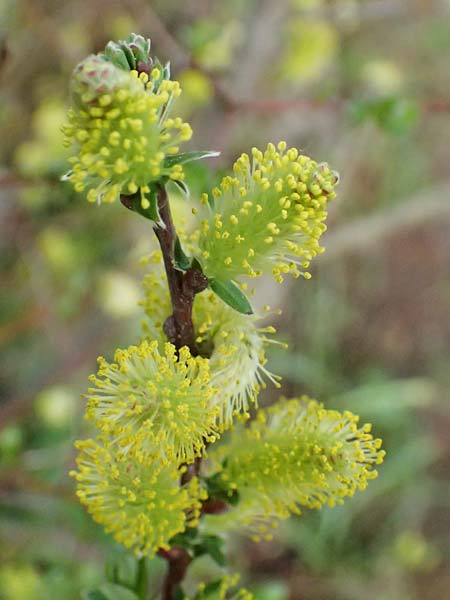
[62,54,191,206]
[203,396,385,538]
[196,142,339,283]
[70,438,207,556]
[84,339,219,465]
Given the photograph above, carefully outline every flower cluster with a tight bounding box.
[203,397,385,540]
[66,34,384,594]
[85,340,219,464]
[71,438,206,555]
[63,54,191,207]
[71,338,214,556]
[195,142,339,283]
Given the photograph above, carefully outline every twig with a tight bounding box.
[141,186,208,599]
[153,185,208,352]
[158,547,192,600]
[0,321,117,429]
[234,97,342,115]
[0,306,47,346]
[322,181,450,260]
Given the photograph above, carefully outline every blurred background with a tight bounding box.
[1,0,450,598]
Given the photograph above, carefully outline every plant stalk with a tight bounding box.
[152,185,208,599]
[153,184,208,353]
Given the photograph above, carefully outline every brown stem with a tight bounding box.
[158,547,192,600]
[153,185,208,352]
[151,186,208,599]
[123,185,209,599]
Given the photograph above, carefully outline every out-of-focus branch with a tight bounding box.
[0,468,73,501]
[0,321,118,429]
[322,182,450,259]
[297,0,409,22]
[0,306,47,346]
[117,0,450,121]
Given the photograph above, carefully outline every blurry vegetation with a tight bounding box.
[1,1,449,599]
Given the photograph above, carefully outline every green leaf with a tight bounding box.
[191,257,203,272]
[82,583,140,600]
[163,61,171,80]
[169,526,199,550]
[164,150,220,169]
[171,178,190,198]
[209,279,253,314]
[127,34,151,64]
[119,43,137,70]
[146,191,160,222]
[194,580,222,598]
[135,557,149,600]
[174,236,191,271]
[173,587,185,600]
[103,42,131,71]
[105,552,141,591]
[200,535,227,567]
[121,190,160,223]
[204,472,239,505]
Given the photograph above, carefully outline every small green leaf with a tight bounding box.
[169,526,198,549]
[174,236,191,271]
[121,190,160,223]
[194,580,222,598]
[103,42,131,71]
[204,472,239,505]
[227,489,240,506]
[105,552,138,590]
[171,178,190,198]
[209,279,253,314]
[120,43,137,70]
[135,557,149,600]
[127,34,151,64]
[146,191,160,222]
[173,587,185,600]
[191,257,203,272]
[201,535,227,567]
[163,61,171,80]
[164,150,220,169]
[82,583,139,600]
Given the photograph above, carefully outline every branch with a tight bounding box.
[158,547,192,600]
[138,186,208,600]
[153,185,208,352]
[322,181,450,260]
[122,184,209,599]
